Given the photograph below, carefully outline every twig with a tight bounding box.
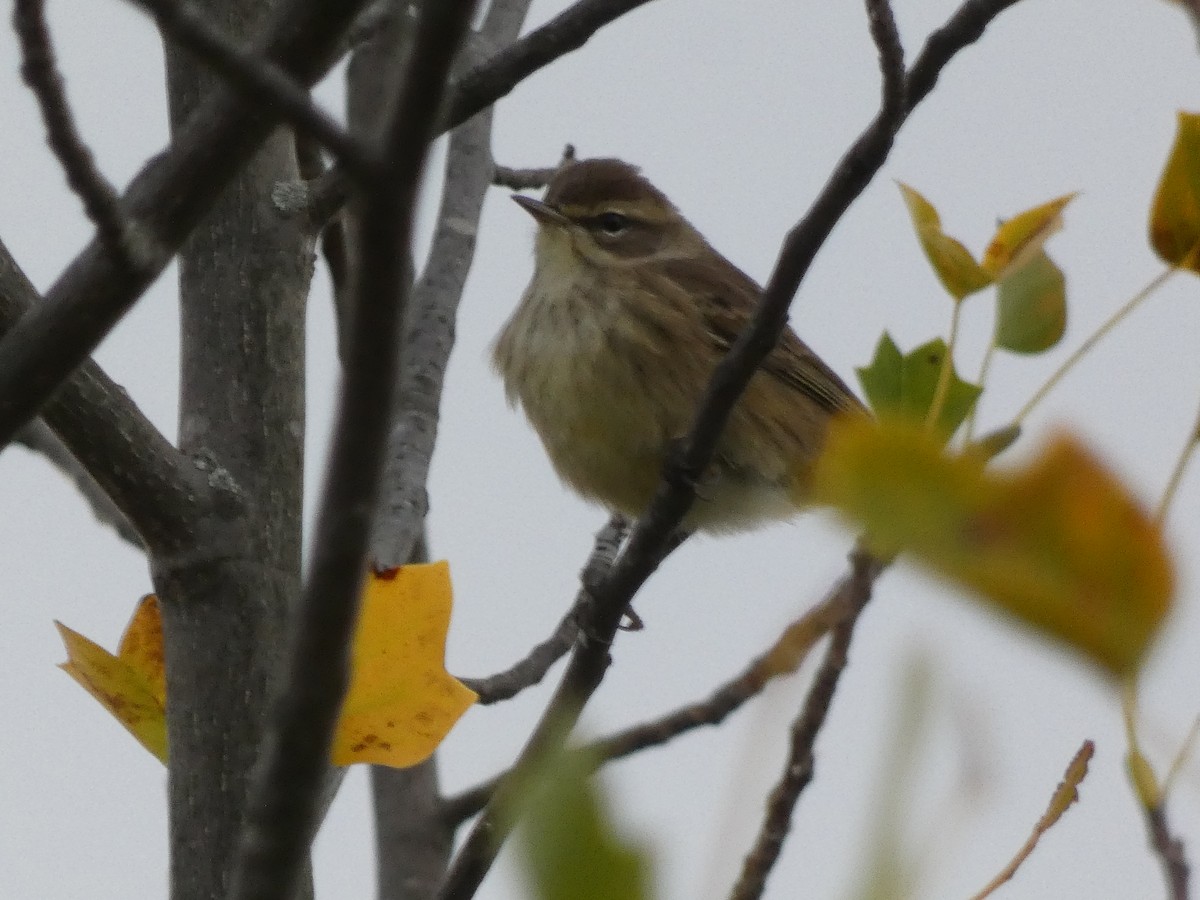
[727,550,881,900]
[15,419,143,549]
[227,5,477,900]
[442,0,662,131]
[493,144,576,190]
[0,0,374,451]
[437,0,1030,893]
[1146,803,1191,900]
[13,0,132,267]
[460,515,627,705]
[442,554,869,825]
[970,740,1095,900]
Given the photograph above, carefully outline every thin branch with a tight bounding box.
[728,550,882,900]
[460,515,628,705]
[0,237,218,555]
[122,0,373,176]
[227,4,477,900]
[437,0,1033,893]
[15,419,142,549]
[970,740,1095,900]
[442,0,661,131]
[13,0,132,267]
[368,67,495,569]
[0,0,374,451]
[1146,803,1191,900]
[493,144,576,191]
[442,552,870,826]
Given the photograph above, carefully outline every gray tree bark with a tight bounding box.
[157,2,310,897]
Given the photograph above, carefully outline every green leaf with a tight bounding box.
[995,250,1067,354]
[1150,111,1200,272]
[856,333,904,413]
[856,334,982,441]
[518,749,650,900]
[898,183,994,301]
[814,418,1174,677]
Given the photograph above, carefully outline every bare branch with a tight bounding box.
[461,515,627,705]
[442,550,867,826]
[442,0,662,131]
[15,419,142,549]
[13,0,132,267]
[227,4,477,899]
[728,549,882,900]
[0,0,374,450]
[0,237,219,555]
[1145,803,1191,900]
[970,740,1095,900]
[493,144,576,191]
[368,87,493,569]
[122,0,372,175]
[436,0,1031,893]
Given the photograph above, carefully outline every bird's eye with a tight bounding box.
[590,212,630,235]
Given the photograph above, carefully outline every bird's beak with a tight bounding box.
[512,194,570,227]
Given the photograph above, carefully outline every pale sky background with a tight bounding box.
[1,1,1199,898]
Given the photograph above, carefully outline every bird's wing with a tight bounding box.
[651,254,862,415]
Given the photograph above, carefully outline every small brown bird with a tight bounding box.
[493,158,863,534]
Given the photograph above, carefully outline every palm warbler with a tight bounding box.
[493,158,863,533]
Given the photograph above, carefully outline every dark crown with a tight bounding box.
[544,158,675,213]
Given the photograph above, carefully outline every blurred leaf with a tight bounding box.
[970,740,1094,900]
[851,652,934,900]
[965,424,1023,463]
[995,250,1067,354]
[519,749,650,900]
[1150,111,1200,272]
[57,595,167,762]
[981,193,1076,280]
[898,183,993,300]
[814,418,1174,676]
[332,562,477,768]
[1126,747,1162,810]
[856,334,982,440]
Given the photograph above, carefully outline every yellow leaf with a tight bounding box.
[57,594,168,762]
[898,183,993,301]
[1150,111,1200,272]
[332,562,477,768]
[981,193,1076,280]
[814,418,1173,676]
[58,568,475,769]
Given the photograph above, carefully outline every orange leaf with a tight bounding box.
[814,418,1173,676]
[57,594,167,762]
[982,193,1076,280]
[898,183,993,301]
[332,562,477,768]
[1150,111,1200,272]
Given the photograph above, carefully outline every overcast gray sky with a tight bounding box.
[2,1,1199,898]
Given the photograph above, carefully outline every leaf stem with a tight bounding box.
[963,335,997,445]
[1014,267,1176,425]
[926,298,963,432]
[1156,394,1200,525]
